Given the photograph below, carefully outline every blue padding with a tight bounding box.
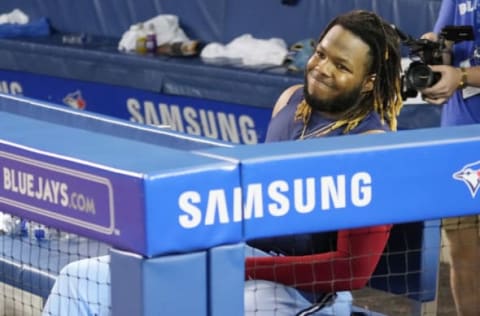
[110,248,208,316]
[142,159,242,256]
[0,107,228,173]
[0,94,231,151]
[110,249,143,316]
[0,94,241,256]
[204,125,480,239]
[208,243,245,316]
[0,235,109,300]
[0,0,440,43]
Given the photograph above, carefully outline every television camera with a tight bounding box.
[396,25,474,100]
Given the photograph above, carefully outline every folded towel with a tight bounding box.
[201,34,288,67]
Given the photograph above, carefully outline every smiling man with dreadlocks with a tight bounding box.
[42,10,404,316]
[244,10,403,316]
[265,10,403,142]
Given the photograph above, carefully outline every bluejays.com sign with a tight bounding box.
[0,150,116,235]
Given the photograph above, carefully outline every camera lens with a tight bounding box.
[407,62,440,89]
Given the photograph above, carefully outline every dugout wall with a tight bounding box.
[0,0,442,145]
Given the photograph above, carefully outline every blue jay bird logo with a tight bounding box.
[453,161,480,198]
[63,90,86,110]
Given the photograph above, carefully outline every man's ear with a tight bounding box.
[361,74,376,93]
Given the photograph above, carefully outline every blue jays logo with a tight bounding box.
[453,161,480,198]
[63,90,86,110]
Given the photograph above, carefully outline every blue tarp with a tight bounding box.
[0,17,50,38]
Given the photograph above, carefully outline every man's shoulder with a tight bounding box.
[271,84,303,118]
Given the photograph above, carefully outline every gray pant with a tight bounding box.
[43,247,352,316]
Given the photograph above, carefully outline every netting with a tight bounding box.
[0,215,110,316]
[0,214,478,315]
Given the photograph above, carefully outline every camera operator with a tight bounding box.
[421,1,480,315]
[420,32,478,106]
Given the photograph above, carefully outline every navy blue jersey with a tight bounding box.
[265,88,388,143]
[249,87,388,256]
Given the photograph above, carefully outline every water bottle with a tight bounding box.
[135,36,147,54]
[35,224,76,240]
[0,215,74,241]
[144,24,157,54]
[28,222,50,241]
[18,218,28,237]
[134,23,148,54]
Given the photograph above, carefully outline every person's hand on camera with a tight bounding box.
[420,65,463,104]
[420,32,438,41]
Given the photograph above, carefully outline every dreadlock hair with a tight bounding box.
[295,10,403,133]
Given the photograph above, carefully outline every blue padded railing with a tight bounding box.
[0,94,448,315]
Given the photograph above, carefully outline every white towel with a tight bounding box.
[0,9,29,25]
[201,34,288,66]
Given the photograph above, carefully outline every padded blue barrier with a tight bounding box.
[0,93,232,151]
[203,127,480,238]
[111,248,209,316]
[0,93,469,315]
[112,243,248,316]
[0,94,241,256]
[208,243,245,316]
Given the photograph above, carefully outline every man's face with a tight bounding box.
[305,25,373,113]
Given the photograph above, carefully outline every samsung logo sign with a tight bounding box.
[127,98,260,144]
[177,172,372,228]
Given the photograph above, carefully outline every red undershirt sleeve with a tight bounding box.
[245,225,392,293]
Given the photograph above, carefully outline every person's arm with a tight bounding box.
[460,66,480,87]
[419,0,463,104]
[245,224,392,293]
[421,65,480,104]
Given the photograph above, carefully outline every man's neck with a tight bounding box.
[316,110,345,121]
